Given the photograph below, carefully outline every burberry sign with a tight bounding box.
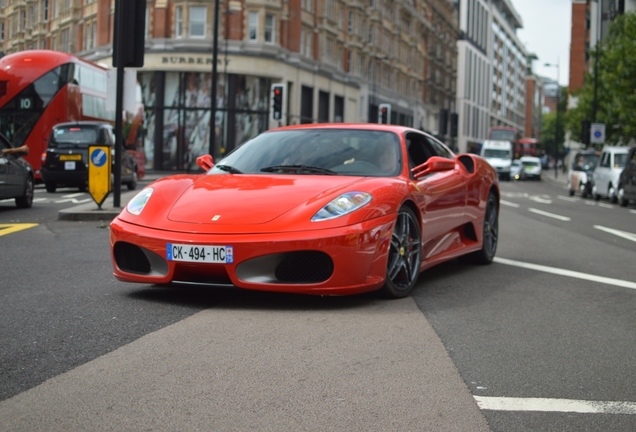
[161,56,222,65]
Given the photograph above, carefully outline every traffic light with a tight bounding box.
[450,112,458,138]
[378,103,391,124]
[581,119,591,145]
[439,109,449,135]
[113,0,146,67]
[271,84,284,120]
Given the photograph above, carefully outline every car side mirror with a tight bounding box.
[411,156,455,179]
[196,154,214,171]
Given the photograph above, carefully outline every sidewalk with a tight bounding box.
[541,166,568,189]
[57,171,170,221]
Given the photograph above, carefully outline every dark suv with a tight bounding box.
[41,121,138,193]
[618,146,636,207]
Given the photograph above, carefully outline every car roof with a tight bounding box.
[52,121,113,129]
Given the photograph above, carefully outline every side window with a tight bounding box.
[405,132,434,175]
[601,152,610,168]
[424,136,453,159]
[0,134,10,151]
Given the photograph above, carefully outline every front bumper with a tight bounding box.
[110,214,396,295]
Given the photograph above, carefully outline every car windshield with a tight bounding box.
[521,160,540,167]
[575,154,599,170]
[483,149,510,159]
[511,160,520,167]
[209,129,403,177]
[49,126,100,148]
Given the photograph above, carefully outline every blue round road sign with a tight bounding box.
[594,130,602,138]
[90,148,107,167]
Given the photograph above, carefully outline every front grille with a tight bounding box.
[114,242,151,274]
[274,251,334,283]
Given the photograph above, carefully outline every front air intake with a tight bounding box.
[114,242,151,274]
[274,251,334,283]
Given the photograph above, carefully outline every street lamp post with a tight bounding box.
[208,0,221,158]
[545,61,560,178]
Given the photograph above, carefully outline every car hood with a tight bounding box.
[166,174,363,225]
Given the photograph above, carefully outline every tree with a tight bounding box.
[566,13,636,145]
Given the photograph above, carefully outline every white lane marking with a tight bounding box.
[598,203,615,209]
[33,197,48,202]
[584,201,597,206]
[62,193,86,198]
[494,257,636,290]
[500,200,520,208]
[529,196,552,204]
[594,225,636,243]
[630,210,636,215]
[474,396,636,415]
[528,208,571,221]
[54,198,92,204]
[558,196,578,202]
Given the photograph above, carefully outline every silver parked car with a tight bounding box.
[0,133,34,208]
[592,146,629,203]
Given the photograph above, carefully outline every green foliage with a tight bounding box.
[565,13,636,145]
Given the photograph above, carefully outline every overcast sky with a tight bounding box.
[509,0,572,86]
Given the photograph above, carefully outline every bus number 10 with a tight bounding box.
[19,97,32,110]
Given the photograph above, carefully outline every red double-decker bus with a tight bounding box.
[488,126,538,158]
[518,137,539,157]
[0,50,144,181]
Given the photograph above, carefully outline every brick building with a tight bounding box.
[0,0,460,171]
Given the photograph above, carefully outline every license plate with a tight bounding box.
[60,154,82,161]
[167,244,234,264]
[64,161,76,170]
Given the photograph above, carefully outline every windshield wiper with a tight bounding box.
[215,164,243,174]
[260,165,337,175]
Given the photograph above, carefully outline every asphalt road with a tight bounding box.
[0,175,634,431]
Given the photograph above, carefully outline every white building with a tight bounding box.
[455,0,527,153]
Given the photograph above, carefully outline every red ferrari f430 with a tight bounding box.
[110,124,499,298]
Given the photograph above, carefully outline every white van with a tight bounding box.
[592,146,629,203]
[480,140,513,180]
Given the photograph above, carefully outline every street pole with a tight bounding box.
[208,0,220,158]
[545,61,560,178]
[113,0,125,207]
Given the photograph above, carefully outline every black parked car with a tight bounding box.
[618,146,636,207]
[41,121,138,193]
[0,133,34,208]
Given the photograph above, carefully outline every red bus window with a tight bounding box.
[0,81,7,97]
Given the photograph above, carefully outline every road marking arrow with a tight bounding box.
[0,223,38,237]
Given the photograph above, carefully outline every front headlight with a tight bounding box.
[126,188,153,215]
[311,192,372,221]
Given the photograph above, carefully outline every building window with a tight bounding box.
[61,28,70,52]
[248,11,258,41]
[265,14,275,43]
[175,6,183,38]
[43,0,49,21]
[0,23,4,42]
[189,6,206,38]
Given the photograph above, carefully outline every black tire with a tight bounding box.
[45,182,56,193]
[608,185,618,204]
[463,192,498,265]
[378,206,422,299]
[15,175,34,209]
[618,185,628,207]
